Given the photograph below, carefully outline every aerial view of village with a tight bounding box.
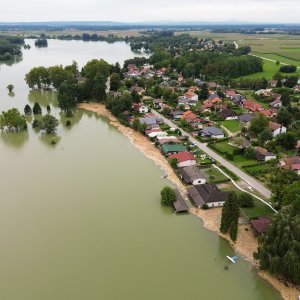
[0,0,299,299]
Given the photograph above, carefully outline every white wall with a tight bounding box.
[192,178,206,185]
[207,201,225,208]
[177,160,196,168]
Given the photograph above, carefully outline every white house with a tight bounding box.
[269,121,287,137]
[139,105,149,114]
[169,152,196,168]
[255,147,277,162]
[179,166,207,185]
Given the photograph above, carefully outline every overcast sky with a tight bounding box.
[0,0,299,23]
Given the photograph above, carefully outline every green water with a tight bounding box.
[0,39,281,300]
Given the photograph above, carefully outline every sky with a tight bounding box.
[0,0,299,23]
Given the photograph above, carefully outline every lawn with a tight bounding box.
[210,140,236,155]
[202,167,230,184]
[221,120,242,133]
[241,198,275,220]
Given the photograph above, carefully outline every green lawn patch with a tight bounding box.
[221,120,242,133]
[202,167,230,184]
[241,198,275,219]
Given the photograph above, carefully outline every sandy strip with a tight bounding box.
[79,102,299,300]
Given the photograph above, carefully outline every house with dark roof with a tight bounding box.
[169,152,196,168]
[188,184,228,208]
[170,110,184,120]
[200,127,225,139]
[250,217,271,236]
[239,113,254,126]
[173,189,189,213]
[219,109,238,120]
[178,166,207,185]
[255,147,277,162]
[161,144,188,156]
[269,98,282,108]
[232,94,246,106]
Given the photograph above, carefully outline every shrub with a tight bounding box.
[160,186,176,207]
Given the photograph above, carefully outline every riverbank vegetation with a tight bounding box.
[160,186,176,206]
[0,35,24,61]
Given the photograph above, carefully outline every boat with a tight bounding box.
[226,256,238,263]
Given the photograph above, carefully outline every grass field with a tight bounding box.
[221,120,242,133]
[238,59,300,80]
[211,140,236,154]
[241,198,275,219]
[252,51,300,67]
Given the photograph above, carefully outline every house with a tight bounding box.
[157,136,180,145]
[173,189,189,213]
[139,116,157,129]
[296,140,300,150]
[153,99,164,108]
[239,113,254,125]
[145,129,167,138]
[185,90,199,102]
[138,105,149,114]
[230,137,251,149]
[232,94,246,106]
[207,82,218,88]
[250,217,272,236]
[243,100,263,112]
[269,98,282,108]
[182,110,197,122]
[224,89,236,99]
[260,109,277,118]
[187,184,228,208]
[280,156,300,175]
[178,166,206,185]
[200,127,225,139]
[219,109,238,120]
[130,85,145,95]
[161,144,188,156]
[255,89,272,97]
[293,85,300,93]
[169,152,196,168]
[269,121,287,137]
[171,111,184,120]
[255,147,277,162]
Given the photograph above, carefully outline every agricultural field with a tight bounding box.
[252,51,300,68]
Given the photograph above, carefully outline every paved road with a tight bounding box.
[151,109,272,199]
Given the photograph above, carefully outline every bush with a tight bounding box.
[32,119,40,128]
[279,65,297,73]
[239,193,254,208]
[66,120,72,127]
[160,186,176,207]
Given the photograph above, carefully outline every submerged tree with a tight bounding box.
[39,114,59,134]
[0,108,27,131]
[32,102,42,115]
[7,84,14,92]
[160,186,176,207]
[24,104,32,115]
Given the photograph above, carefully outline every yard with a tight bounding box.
[221,120,242,133]
[202,167,230,184]
[209,140,236,155]
[241,198,275,220]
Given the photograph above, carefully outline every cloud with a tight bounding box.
[0,0,298,23]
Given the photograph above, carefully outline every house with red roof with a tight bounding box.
[184,90,199,101]
[182,110,197,122]
[250,217,272,236]
[260,109,277,118]
[224,90,236,99]
[169,152,196,168]
[243,100,263,112]
[280,156,300,175]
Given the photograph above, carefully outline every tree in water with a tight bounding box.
[39,114,59,134]
[24,104,32,115]
[7,84,14,92]
[32,102,42,115]
[160,186,176,207]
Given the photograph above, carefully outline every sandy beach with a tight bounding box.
[79,102,299,300]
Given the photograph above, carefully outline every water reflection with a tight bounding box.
[39,133,61,147]
[28,90,58,108]
[0,55,23,67]
[8,91,15,97]
[59,108,84,128]
[0,131,29,149]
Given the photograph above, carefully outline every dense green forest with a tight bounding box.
[0,35,24,61]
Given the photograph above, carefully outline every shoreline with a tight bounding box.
[79,102,298,300]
